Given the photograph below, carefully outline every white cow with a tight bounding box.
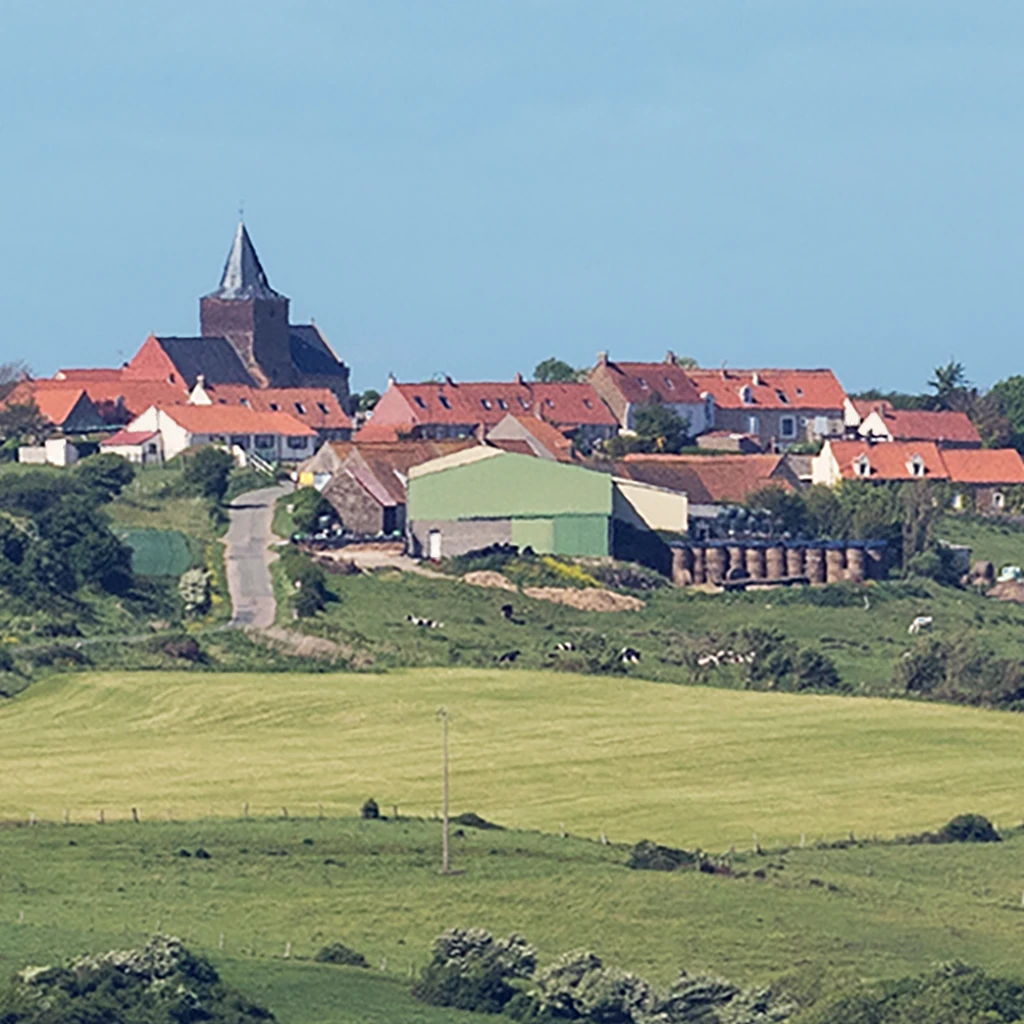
[908,615,933,635]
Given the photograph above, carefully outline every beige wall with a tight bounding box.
[612,479,688,532]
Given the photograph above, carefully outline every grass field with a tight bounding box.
[3,816,1024,1023]
[935,514,1024,571]
[2,668,1023,850]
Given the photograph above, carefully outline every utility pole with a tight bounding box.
[438,706,450,874]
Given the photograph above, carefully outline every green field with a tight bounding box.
[3,816,1024,1024]
[118,526,197,576]
[3,668,1023,849]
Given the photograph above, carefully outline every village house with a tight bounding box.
[114,405,316,463]
[855,404,981,448]
[2,383,106,436]
[587,352,713,435]
[938,449,1024,513]
[686,368,847,448]
[484,413,575,461]
[362,375,617,445]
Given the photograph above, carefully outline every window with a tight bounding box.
[317,403,329,414]
[994,491,1006,510]
[255,435,274,449]
[438,395,451,409]
[481,398,492,409]
[779,415,796,439]
[664,379,675,390]
[518,397,530,409]
[740,386,754,404]
[746,415,760,435]
[269,402,280,411]
[497,398,508,410]
[287,436,309,450]
[854,455,871,478]
[795,387,804,396]
[294,402,306,414]
[776,390,789,404]
[413,395,426,409]
[583,398,592,408]
[230,435,250,448]
[546,398,555,408]
[240,398,250,407]
[907,455,925,478]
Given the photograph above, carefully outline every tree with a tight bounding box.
[533,358,580,383]
[928,359,974,412]
[357,389,381,413]
[73,452,136,504]
[987,375,1024,451]
[746,486,808,536]
[0,360,29,402]
[0,399,49,449]
[182,447,234,503]
[971,390,1013,449]
[632,404,690,453]
[290,486,335,534]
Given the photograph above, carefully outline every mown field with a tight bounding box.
[2,668,1024,849]
[3,816,1024,1024]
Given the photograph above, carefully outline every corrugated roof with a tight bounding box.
[408,446,504,479]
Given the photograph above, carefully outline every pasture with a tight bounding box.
[2,668,1024,849]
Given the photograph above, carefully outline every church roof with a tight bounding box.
[205,221,284,301]
[151,337,257,388]
[289,324,348,376]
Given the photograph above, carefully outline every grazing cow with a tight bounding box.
[406,614,444,629]
[497,650,520,663]
[620,647,641,665]
[907,615,933,635]
[554,641,575,652]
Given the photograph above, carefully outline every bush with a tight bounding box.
[0,646,14,673]
[72,452,135,504]
[792,648,843,692]
[627,840,697,872]
[178,566,211,616]
[182,447,235,503]
[412,928,537,1014]
[360,797,380,819]
[290,487,335,535]
[313,942,368,968]
[451,811,503,830]
[161,636,203,662]
[938,813,1001,843]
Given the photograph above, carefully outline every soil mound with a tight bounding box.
[462,570,519,592]
[987,580,1024,603]
[522,587,645,612]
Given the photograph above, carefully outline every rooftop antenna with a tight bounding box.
[238,200,245,222]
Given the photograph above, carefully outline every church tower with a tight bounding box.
[200,223,296,387]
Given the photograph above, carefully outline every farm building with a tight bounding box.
[406,448,686,559]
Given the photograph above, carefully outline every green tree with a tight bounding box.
[971,390,1013,448]
[987,375,1024,450]
[357,388,381,413]
[746,486,808,536]
[290,486,335,534]
[632,404,690,453]
[182,447,235,503]
[928,359,974,412]
[73,452,136,504]
[533,358,580,383]
[0,399,49,450]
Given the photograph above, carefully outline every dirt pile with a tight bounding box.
[987,580,1024,603]
[522,587,645,612]
[462,571,519,592]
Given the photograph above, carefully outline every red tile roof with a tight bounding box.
[689,368,847,411]
[850,398,894,420]
[54,368,126,382]
[342,439,479,503]
[865,408,981,445]
[196,384,352,430]
[618,454,794,503]
[375,379,615,430]
[593,361,703,405]
[101,430,158,446]
[827,440,948,481]
[2,382,88,426]
[154,405,316,436]
[940,448,1024,485]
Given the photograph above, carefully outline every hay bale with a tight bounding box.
[745,545,766,581]
[785,544,804,577]
[765,544,785,581]
[706,546,727,585]
[671,547,694,587]
[726,545,746,578]
[805,545,826,584]
[825,545,846,584]
[846,545,866,583]
[691,546,706,585]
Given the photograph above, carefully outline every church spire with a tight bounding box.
[207,221,283,301]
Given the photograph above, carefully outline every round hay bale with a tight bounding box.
[745,545,766,581]
[785,544,805,577]
[671,547,694,587]
[825,545,846,584]
[765,544,785,581]
[726,545,746,578]
[805,545,826,584]
[846,545,866,583]
[706,546,727,585]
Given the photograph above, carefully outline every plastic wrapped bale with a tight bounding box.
[825,544,846,583]
[745,544,766,580]
[846,544,866,583]
[805,545,826,584]
[671,546,694,587]
[691,545,707,585]
[706,545,728,585]
[765,544,785,580]
[785,544,805,578]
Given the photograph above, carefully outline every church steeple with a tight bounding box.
[206,221,283,301]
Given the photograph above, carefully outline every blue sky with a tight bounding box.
[2,2,1023,394]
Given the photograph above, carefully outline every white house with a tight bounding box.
[121,405,317,462]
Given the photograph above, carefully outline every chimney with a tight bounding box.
[444,375,455,386]
[665,350,676,364]
[196,373,206,389]
[597,350,609,366]
[752,371,762,386]
[515,372,524,385]
[386,372,397,388]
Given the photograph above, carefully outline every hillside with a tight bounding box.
[2,668,1023,848]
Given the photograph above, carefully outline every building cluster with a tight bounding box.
[6,225,1024,566]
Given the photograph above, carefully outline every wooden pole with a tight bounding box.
[438,707,450,875]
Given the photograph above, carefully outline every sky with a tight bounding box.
[2,1,1024,395]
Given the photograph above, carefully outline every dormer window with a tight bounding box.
[294,402,306,414]
[481,398,492,409]
[497,399,508,410]
[776,390,789,404]
[740,385,754,404]
[269,402,280,411]
[638,377,649,389]
[907,454,926,478]
[664,379,675,390]
[518,397,530,409]
[414,396,427,409]
[240,398,250,407]
[317,403,329,414]
[545,398,555,408]
[583,398,592,408]
[438,395,451,409]
[854,455,871,478]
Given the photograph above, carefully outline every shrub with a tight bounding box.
[161,635,203,662]
[178,566,211,616]
[452,811,503,830]
[72,452,135,504]
[290,487,335,535]
[412,927,536,1014]
[627,840,696,872]
[182,447,235,503]
[0,646,14,673]
[360,797,380,819]
[938,813,1001,843]
[792,648,844,692]
[313,942,368,968]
